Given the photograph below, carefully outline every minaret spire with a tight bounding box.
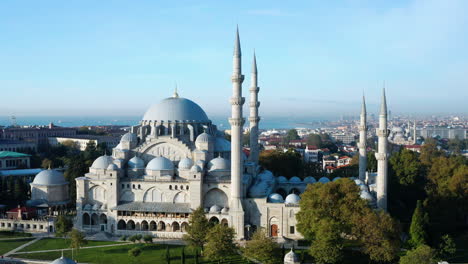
[376,86,388,211]
[249,51,260,165]
[229,26,245,239]
[358,95,367,181]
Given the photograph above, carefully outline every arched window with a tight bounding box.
[180,185,184,190]
[117,220,126,230]
[138,184,141,189]
[175,185,178,190]
[82,213,90,226]
[169,185,172,190]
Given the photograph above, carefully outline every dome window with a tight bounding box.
[175,185,178,190]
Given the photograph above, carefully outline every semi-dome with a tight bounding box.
[91,155,114,169]
[289,176,302,183]
[195,132,212,144]
[50,256,77,264]
[32,169,67,186]
[178,158,194,170]
[142,96,209,122]
[360,191,374,201]
[318,177,330,183]
[209,205,221,213]
[146,157,174,171]
[214,137,231,152]
[268,193,284,203]
[276,176,288,183]
[83,204,92,210]
[190,165,202,173]
[128,156,145,169]
[208,157,230,171]
[107,163,118,170]
[120,132,137,142]
[221,207,229,213]
[284,249,300,264]
[285,193,301,204]
[304,176,317,184]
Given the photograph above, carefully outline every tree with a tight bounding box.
[55,215,73,237]
[409,200,428,248]
[419,138,442,166]
[180,247,186,264]
[306,134,322,148]
[296,179,400,263]
[69,229,87,254]
[128,247,142,262]
[129,235,138,243]
[204,224,237,262]
[399,245,435,264]
[165,246,170,264]
[41,158,53,169]
[243,229,280,264]
[284,129,300,144]
[366,151,377,172]
[437,234,456,260]
[259,149,303,178]
[143,234,153,243]
[183,207,210,250]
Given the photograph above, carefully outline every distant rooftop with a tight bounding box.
[0,151,31,159]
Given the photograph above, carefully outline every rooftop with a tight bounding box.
[0,151,31,159]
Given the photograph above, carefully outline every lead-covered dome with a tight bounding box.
[208,157,230,171]
[146,157,174,171]
[304,176,317,184]
[268,193,284,203]
[142,96,209,122]
[91,155,114,169]
[32,169,67,186]
[50,256,77,264]
[120,132,137,143]
[128,156,145,169]
[289,176,302,183]
[285,193,301,204]
[178,158,194,170]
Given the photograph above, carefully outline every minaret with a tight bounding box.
[413,121,417,144]
[229,27,245,238]
[358,95,367,181]
[249,52,260,164]
[376,88,388,211]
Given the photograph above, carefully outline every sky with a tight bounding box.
[0,0,467,119]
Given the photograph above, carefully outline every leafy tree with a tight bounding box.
[135,234,142,242]
[309,220,344,264]
[437,234,456,260]
[120,235,127,241]
[128,247,142,263]
[204,224,237,262]
[180,247,186,264]
[69,229,87,254]
[183,207,210,250]
[285,129,300,142]
[399,245,435,264]
[306,134,322,148]
[41,158,53,169]
[243,228,280,264]
[419,138,442,166]
[129,235,138,243]
[409,200,429,248]
[55,215,73,237]
[143,234,153,243]
[259,149,303,178]
[366,151,377,172]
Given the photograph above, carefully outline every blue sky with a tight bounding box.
[0,0,467,118]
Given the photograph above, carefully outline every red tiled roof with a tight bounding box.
[7,207,36,213]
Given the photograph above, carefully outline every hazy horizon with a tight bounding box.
[1,0,467,116]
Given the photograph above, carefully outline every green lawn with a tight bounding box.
[0,231,32,239]
[0,238,34,255]
[20,238,122,252]
[12,243,246,264]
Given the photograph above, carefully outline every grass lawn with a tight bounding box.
[13,243,247,264]
[20,238,122,252]
[0,231,32,239]
[0,238,34,255]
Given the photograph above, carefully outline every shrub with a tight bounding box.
[143,234,153,243]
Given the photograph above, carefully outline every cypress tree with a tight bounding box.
[194,249,199,264]
[409,200,428,248]
[165,246,170,264]
[181,246,185,264]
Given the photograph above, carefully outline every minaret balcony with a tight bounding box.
[229,118,245,126]
[231,74,245,82]
[230,97,245,106]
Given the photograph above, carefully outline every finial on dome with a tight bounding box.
[173,82,179,98]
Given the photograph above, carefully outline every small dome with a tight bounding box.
[120,132,138,143]
[268,193,284,203]
[354,179,365,185]
[107,163,118,170]
[304,176,317,184]
[83,204,92,210]
[178,158,194,170]
[32,169,67,186]
[92,204,101,210]
[289,176,302,183]
[360,191,374,201]
[50,256,77,264]
[221,207,229,213]
[332,177,342,182]
[284,249,300,264]
[358,184,368,191]
[285,193,301,204]
[190,165,202,173]
[91,155,114,169]
[128,156,145,169]
[276,176,288,183]
[208,157,230,171]
[209,205,221,213]
[146,157,174,171]
[318,177,330,183]
[196,132,212,144]
[258,170,274,181]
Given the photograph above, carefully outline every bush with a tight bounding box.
[143,234,153,243]
[135,234,143,242]
[128,235,138,243]
[128,247,142,258]
[120,235,127,241]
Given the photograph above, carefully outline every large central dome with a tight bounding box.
[142,95,209,122]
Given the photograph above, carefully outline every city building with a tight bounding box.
[0,139,36,152]
[0,151,31,170]
[0,123,76,146]
[48,135,121,151]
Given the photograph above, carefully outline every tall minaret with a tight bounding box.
[376,88,388,211]
[249,52,260,164]
[358,95,367,181]
[229,27,245,238]
[413,121,417,144]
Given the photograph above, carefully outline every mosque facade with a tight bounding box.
[73,29,389,240]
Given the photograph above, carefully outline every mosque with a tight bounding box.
[70,29,390,241]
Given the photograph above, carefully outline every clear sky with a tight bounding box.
[0,0,467,119]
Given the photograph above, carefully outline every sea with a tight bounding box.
[0,116,331,130]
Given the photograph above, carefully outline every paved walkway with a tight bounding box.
[13,242,133,254]
[4,237,42,257]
